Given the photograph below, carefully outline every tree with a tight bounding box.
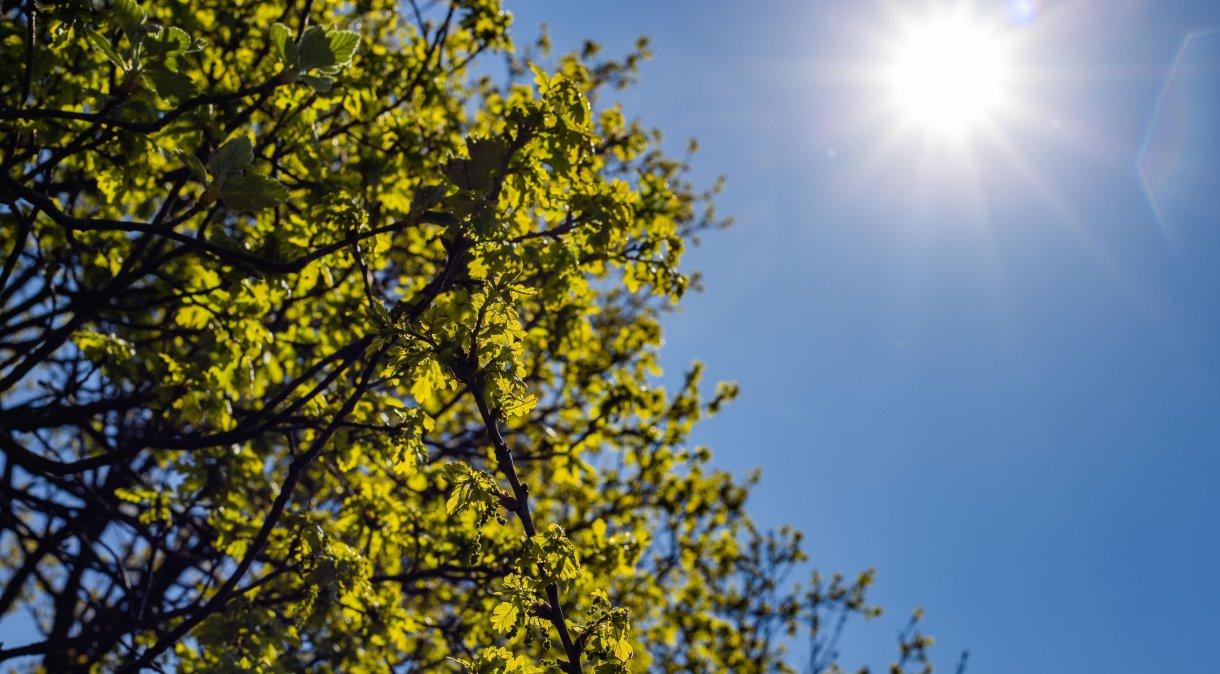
[0,1,946,672]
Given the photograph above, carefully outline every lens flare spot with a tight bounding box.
[1005,0,1040,25]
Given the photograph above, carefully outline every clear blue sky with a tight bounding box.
[514,2,1220,673]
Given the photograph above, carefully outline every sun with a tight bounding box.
[884,13,1013,138]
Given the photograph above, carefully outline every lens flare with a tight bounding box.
[1005,0,1040,25]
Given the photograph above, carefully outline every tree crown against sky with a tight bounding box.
[0,1,941,672]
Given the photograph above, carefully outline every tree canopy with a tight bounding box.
[0,1,944,672]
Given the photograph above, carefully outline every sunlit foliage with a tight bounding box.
[0,1,943,672]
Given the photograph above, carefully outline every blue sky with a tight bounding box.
[514,2,1220,673]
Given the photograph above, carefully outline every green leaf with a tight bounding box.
[176,151,208,182]
[85,29,126,70]
[297,26,360,72]
[529,62,551,91]
[269,23,295,65]
[143,68,198,100]
[219,174,289,212]
[445,483,469,516]
[297,26,332,70]
[326,30,360,67]
[501,392,538,417]
[207,136,254,176]
[164,26,191,53]
[299,74,335,93]
[611,637,633,662]
[490,602,518,633]
[111,0,146,44]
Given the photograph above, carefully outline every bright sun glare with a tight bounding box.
[885,15,1013,138]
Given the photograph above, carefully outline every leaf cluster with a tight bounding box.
[0,1,946,673]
